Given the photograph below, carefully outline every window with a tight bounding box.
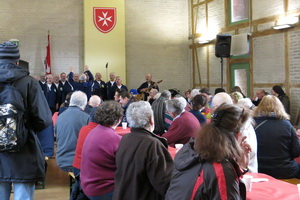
[229,0,249,24]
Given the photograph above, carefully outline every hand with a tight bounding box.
[70,66,74,72]
[296,129,300,137]
[84,65,89,71]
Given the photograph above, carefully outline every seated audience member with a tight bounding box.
[73,108,98,176]
[110,76,128,99]
[113,101,173,200]
[200,87,213,120]
[58,91,73,115]
[190,88,200,101]
[252,89,266,106]
[163,97,200,147]
[212,92,258,172]
[231,85,246,98]
[230,91,244,104]
[169,88,180,98]
[184,89,192,104]
[174,94,192,111]
[114,88,124,102]
[166,103,251,200]
[148,88,158,105]
[119,90,135,125]
[214,87,225,94]
[238,98,255,110]
[152,90,172,135]
[254,95,300,179]
[84,95,101,114]
[80,101,123,200]
[129,89,138,98]
[271,85,290,114]
[189,94,207,126]
[55,91,89,172]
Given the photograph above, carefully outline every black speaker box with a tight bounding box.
[215,34,231,58]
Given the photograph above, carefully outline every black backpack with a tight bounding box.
[0,82,26,152]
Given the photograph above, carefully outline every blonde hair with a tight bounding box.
[253,95,289,120]
[230,91,243,104]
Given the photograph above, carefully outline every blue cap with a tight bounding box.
[130,89,138,95]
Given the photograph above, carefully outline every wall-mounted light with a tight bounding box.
[198,39,212,44]
[272,24,295,30]
[272,15,299,30]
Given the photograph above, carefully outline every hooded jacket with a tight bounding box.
[0,62,52,182]
[165,139,244,200]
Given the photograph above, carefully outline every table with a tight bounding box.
[246,173,299,200]
[115,126,131,136]
[115,127,177,159]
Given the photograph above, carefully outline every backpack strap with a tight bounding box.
[190,170,204,200]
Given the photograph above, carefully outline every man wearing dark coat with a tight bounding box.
[0,41,52,199]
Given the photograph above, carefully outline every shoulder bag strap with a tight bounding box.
[254,120,268,131]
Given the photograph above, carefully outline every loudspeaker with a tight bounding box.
[215,34,232,58]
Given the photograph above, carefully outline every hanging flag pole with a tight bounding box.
[45,30,51,74]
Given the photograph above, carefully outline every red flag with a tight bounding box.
[45,32,51,74]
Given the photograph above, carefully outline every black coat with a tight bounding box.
[254,116,300,178]
[113,128,173,200]
[0,61,52,183]
[165,139,244,200]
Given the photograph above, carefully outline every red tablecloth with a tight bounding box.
[246,173,298,200]
[115,127,131,136]
[168,147,176,159]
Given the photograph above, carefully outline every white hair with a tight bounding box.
[160,90,171,99]
[89,95,101,107]
[190,89,200,100]
[166,97,186,114]
[126,101,153,128]
[212,92,233,109]
[237,98,254,109]
[154,93,161,99]
[79,74,87,81]
[69,91,87,110]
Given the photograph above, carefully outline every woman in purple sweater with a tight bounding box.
[80,101,123,200]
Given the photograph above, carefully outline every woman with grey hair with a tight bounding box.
[113,101,173,200]
[163,97,201,147]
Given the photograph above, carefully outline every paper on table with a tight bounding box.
[251,178,269,183]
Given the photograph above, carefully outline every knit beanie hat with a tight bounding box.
[272,85,285,96]
[0,41,20,63]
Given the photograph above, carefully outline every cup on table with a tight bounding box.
[242,175,253,192]
[175,144,183,153]
[122,122,127,129]
[297,184,300,198]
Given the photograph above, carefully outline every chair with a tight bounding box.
[280,178,300,185]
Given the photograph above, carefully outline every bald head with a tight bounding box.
[89,95,101,107]
[212,92,233,109]
[145,73,152,82]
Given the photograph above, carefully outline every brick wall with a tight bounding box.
[252,0,284,20]
[125,0,190,94]
[0,0,83,77]
[253,34,285,83]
